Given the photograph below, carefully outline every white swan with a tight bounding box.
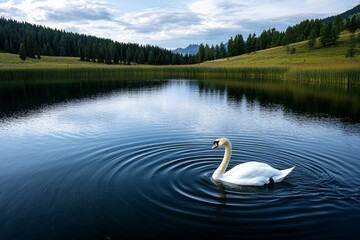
[211,137,294,186]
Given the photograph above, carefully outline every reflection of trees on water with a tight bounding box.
[0,79,168,119]
[2,78,359,124]
[198,79,360,124]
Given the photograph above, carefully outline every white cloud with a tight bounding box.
[1,0,109,21]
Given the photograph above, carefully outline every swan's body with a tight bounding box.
[212,137,294,186]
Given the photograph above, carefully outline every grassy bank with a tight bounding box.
[202,31,360,84]
[1,31,359,84]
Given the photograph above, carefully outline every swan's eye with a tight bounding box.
[211,141,219,149]
[212,141,219,149]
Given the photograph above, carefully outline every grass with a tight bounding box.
[202,31,360,68]
[0,53,119,69]
[1,30,359,84]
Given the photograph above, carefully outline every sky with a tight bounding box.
[1,0,360,49]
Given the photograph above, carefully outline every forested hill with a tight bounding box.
[0,17,195,65]
[195,6,360,63]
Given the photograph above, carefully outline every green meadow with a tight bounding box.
[1,30,359,84]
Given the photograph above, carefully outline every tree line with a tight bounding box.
[196,14,360,62]
[0,17,195,64]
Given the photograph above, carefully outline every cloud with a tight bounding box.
[0,0,114,23]
[117,8,202,35]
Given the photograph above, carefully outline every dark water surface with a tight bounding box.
[0,78,360,240]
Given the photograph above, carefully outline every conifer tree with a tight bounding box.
[92,44,97,63]
[227,37,234,56]
[34,44,41,59]
[85,43,92,61]
[308,29,317,50]
[171,54,177,64]
[105,46,112,64]
[219,42,226,58]
[235,34,245,55]
[137,49,145,64]
[19,43,26,61]
[333,15,344,34]
[4,39,10,52]
[59,46,66,56]
[59,36,67,56]
[79,47,85,61]
[196,44,205,62]
[112,45,120,64]
[345,33,357,58]
[215,44,221,59]
[165,55,170,65]
[349,16,358,33]
[148,50,155,65]
[26,36,35,58]
[245,34,256,53]
[42,43,49,56]
[126,46,132,64]
[204,44,212,61]
[320,22,338,47]
[97,47,104,63]
[9,40,14,53]
[155,52,163,65]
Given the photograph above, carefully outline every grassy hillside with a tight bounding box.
[202,30,360,70]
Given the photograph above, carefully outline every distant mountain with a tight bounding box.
[323,4,360,22]
[172,44,199,55]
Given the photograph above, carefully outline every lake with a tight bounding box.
[0,78,360,240]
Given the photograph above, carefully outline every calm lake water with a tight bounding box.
[0,78,360,240]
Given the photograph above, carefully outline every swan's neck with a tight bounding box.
[212,142,232,180]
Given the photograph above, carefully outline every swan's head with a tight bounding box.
[212,137,230,149]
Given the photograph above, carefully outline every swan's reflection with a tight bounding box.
[211,178,227,208]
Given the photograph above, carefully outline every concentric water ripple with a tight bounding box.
[46,129,356,239]
[1,80,360,240]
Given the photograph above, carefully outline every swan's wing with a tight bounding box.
[222,162,282,185]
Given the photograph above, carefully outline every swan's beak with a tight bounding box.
[212,141,219,149]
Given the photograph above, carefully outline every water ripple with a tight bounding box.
[38,132,349,239]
